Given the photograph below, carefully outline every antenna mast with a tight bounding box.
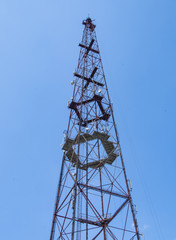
[50,17,141,240]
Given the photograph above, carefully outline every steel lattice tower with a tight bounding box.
[50,18,141,240]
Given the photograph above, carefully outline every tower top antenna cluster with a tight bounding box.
[82,17,96,31]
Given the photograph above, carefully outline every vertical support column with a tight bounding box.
[50,153,66,240]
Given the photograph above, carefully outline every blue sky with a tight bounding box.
[0,0,176,239]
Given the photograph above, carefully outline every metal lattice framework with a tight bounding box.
[50,18,141,240]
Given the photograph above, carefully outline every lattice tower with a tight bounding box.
[50,17,141,240]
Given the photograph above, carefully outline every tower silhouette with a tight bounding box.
[50,18,141,240]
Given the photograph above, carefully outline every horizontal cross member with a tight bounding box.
[68,94,110,126]
[74,73,103,87]
[78,183,128,199]
[79,43,99,54]
[56,214,102,227]
[72,94,103,106]
[74,67,104,88]
[83,114,110,125]
[57,200,129,228]
[81,39,96,58]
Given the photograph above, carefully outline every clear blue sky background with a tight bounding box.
[0,0,175,239]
